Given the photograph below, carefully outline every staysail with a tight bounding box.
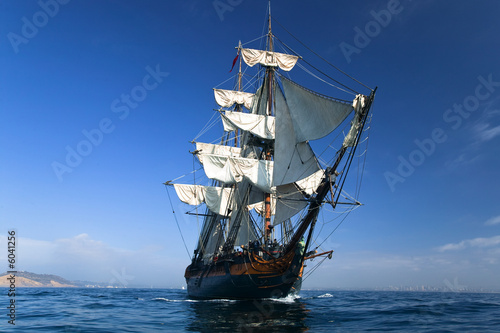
[280,77,353,142]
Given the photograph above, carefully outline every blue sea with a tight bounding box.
[1,288,499,332]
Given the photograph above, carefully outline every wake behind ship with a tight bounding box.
[165,6,376,300]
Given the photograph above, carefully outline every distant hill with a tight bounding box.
[0,271,77,288]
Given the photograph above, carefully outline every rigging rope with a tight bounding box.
[167,167,203,184]
[192,111,219,142]
[241,34,268,47]
[302,254,330,283]
[295,62,357,96]
[356,111,373,198]
[165,186,192,260]
[275,37,359,96]
[315,209,353,249]
[272,16,374,92]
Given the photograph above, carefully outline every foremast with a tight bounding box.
[263,7,274,245]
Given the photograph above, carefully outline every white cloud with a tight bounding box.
[485,215,500,226]
[474,122,500,142]
[470,101,500,144]
[437,235,500,252]
[0,234,186,288]
[445,153,481,170]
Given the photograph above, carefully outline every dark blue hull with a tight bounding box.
[185,251,304,300]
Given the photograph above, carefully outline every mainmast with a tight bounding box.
[263,5,273,245]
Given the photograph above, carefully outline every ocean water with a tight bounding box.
[1,288,499,332]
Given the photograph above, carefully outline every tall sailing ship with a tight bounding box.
[165,8,376,299]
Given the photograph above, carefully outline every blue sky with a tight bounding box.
[1,0,500,290]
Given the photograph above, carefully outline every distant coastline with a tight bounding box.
[0,271,78,288]
[0,271,122,288]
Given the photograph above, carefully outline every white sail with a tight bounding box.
[195,142,241,164]
[221,111,275,140]
[343,94,367,147]
[272,183,307,225]
[214,89,255,109]
[246,170,326,225]
[173,184,233,216]
[248,197,276,215]
[272,170,327,225]
[202,154,274,193]
[241,48,299,71]
[246,186,303,225]
[295,169,326,196]
[274,85,320,186]
[281,77,353,142]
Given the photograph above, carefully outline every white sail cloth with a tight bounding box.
[195,142,241,164]
[173,184,234,216]
[241,48,299,71]
[213,89,254,109]
[274,86,321,186]
[343,94,367,147]
[272,169,327,225]
[175,169,326,224]
[281,77,353,143]
[247,197,276,216]
[245,169,327,225]
[201,154,273,193]
[221,111,275,140]
[295,169,326,196]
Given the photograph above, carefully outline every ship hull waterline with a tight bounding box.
[185,248,305,300]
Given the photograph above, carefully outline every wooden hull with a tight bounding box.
[185,249,304,300]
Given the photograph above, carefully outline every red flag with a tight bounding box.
[229,50,240,72]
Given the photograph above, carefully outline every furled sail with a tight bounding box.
[248,197,276,216]
[241,48,299,71]
[213,89,255,109]
[201,154,273,193]
[343,94,367,147]
[173,184,234,216]
[195,142,241,164]
[294,169,326,196]
[221,111,275,140]
[281,77,353,142]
